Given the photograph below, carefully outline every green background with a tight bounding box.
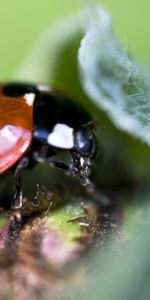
[0,0,149,81]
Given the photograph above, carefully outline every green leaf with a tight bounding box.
[78,5,150,146]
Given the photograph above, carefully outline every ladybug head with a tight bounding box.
[70,125,97,185]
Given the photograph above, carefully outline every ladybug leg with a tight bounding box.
[34,153,69,171]
[33,149,86,180]
[33,148,70,172]
[12,156,29,210]
[33,149,110,206]
[47,158,69,171]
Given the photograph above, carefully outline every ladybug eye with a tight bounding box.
[3,83,38,97]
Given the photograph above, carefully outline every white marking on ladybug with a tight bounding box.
[47,123,74,149]
[38,85,51,92]
[24,93,35,106]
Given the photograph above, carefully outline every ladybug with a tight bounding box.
[0,82,97,210]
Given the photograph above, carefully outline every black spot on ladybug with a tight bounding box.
[3,83,38,97]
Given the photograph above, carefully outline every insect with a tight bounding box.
[0,82,97,210]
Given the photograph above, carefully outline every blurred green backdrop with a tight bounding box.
[0,0,149,81]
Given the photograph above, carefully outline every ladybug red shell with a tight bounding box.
[0,84,34,173]
[0,82,97,210]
